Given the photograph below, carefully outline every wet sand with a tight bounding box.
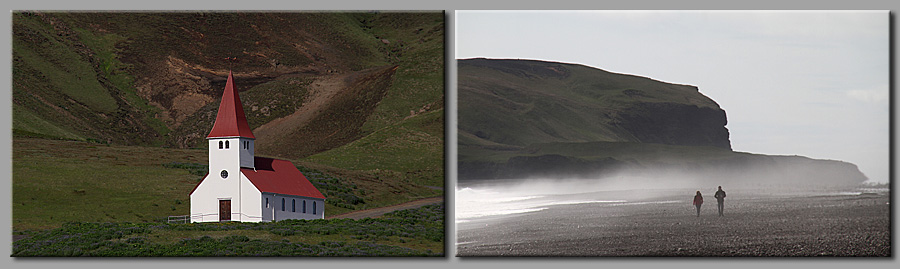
[457,191,890,256]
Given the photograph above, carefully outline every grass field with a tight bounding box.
[13,138,203,231]
[13,138,443,235]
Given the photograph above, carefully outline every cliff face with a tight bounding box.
[617,102,731,149]
[458,58,731,150]
[457,58,866,187]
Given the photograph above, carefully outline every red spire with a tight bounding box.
[207,72,256,139]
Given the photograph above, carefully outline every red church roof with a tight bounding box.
[189,157,325,200]
[242,157,326,199]
[207,72,255,139]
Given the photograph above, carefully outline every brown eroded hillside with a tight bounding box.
[13,12,445,161]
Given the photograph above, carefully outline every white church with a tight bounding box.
[190,72,325,222]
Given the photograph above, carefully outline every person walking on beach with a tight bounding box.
[692,191,703,217]
[714,186,727,217]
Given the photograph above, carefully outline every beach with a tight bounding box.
[456,187,890,256]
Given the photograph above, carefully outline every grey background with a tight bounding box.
[2,0,897,268]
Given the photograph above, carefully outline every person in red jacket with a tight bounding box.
[693,191,703,217]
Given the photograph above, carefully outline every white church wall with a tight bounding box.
[191,138,244,223]
[238,172,263,222]
[261,193,325,221]
[190,172,265,223]
[190,174,226,222]
[189,175,216,222]
[239,138,255,169]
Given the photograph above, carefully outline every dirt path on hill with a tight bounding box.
[252,73,347,141]
[326,196,443,220]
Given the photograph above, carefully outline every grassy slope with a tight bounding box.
[306,109,444,188]
[305,12,445,191]
[11,12,432,146]
[458,58,718,148]
[12,12,168,145]
[12,138,204,231]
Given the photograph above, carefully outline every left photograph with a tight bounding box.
[12,11,445,256]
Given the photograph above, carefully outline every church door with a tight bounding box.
[219,200,231,221]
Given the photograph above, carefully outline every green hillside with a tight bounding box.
[458,58,728,150]
[12,12,444,156]
[457,59,866,187]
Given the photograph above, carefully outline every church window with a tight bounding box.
[265,198,269,208]
[225,140,230,149]
[281,198,285,211]
[313,201,317,215]
[303,200,307,213]
[219,141,223,149]
[292,199,296,212]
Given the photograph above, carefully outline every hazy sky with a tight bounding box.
[456,10,889,184]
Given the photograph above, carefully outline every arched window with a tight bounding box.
[225,140,230,149]
[265,198,269,208]
[219,141,223,149]
[281,198,285,211]
[313,201,317,215]
[303,200,307,213]
[292,199,296,212]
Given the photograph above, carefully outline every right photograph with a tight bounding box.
[455,10,889,257]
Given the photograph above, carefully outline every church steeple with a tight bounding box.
[207,71,255,139]
[207,71,255,170]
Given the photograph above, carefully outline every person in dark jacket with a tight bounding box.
[714,186,727,217]
[692,191,703,217]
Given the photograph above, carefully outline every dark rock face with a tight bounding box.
[458,58,732,150]
[617,102,731,150]
[457,59,866,187]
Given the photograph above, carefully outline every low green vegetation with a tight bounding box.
[12,204,444,256]
[12,12,169,145]
[306,109,444,188]
[12,104,86,141]
[360,13,445,133]
[162,162,208,180]
[13,138,204,231]
[295,165,366,215]
[72,26,172,144]
[12,14,119,114]
[242,78,311,130]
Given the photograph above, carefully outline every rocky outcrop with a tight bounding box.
[617,102,731,149]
